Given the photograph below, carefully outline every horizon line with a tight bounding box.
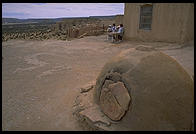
[2,14,124,20]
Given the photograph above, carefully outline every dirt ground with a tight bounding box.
[2,35,194,131]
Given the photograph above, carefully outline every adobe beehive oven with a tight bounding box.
[73,48,194,131]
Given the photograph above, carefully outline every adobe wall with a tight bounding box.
[123,3,194,43]
[184,3,194,43]
[115,15,124,26]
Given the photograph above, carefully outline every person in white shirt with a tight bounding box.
[117,24,124,41]
[107,25,112,32]
[107,25,112,40]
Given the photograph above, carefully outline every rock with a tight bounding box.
[99,81,131,121]
[108,82,131,111]
[80,81,96,93]
[79,105,111,127]
[80,85,93,93]
[100,88,125,121]
[47,29,51,32]
[73,86,114,131]
[102,80,114,88]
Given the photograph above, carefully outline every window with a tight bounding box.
[139,4,153,30]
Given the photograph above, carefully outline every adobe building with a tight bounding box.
[123,3,194,44]
[115,14,124,26]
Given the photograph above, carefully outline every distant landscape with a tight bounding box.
[2,15,116,24]
[2,15,116,42]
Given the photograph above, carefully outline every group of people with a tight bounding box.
[107,23,124,43]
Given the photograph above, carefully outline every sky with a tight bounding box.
[2,3,124,19]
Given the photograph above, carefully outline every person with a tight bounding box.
[116,25,120,32]
[111,23,117,32]
[117,24,124,42]
[107,25,112,40]
[107,25,112,32]
[111,24,117,41]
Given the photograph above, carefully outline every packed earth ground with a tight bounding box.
[2,35,194,130]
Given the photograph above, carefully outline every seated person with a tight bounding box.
[112,24,117,41]
[117,24,124,41]
[113,25,120,42]
[107,25,112,40]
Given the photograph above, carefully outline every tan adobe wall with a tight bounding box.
[183,3,194,43]
[123,3,194,43]
[115,15,124,26]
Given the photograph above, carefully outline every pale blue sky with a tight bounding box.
[2,3,124,19]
